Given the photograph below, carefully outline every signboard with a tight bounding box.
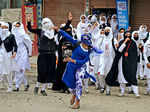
[116,0,129,30]
[22,5,38,56]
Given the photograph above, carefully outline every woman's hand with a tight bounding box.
[124,38,130,44]
[27,14,32,22]
[63,57,76,63]
[11,52,16,59]
[68,12,73,21]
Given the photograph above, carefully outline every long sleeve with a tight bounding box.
[76,23,82,41]
[12,35,18,53]
[143,44,149,64]
[59,30,78,45]
[118,43,126,52]
[27,22,41,35]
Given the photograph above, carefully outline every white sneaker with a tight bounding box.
[85,88,89,94]
[144,91,150,95]
[135,94,140,98]
[7,88,12,92]
[118,93,125,97]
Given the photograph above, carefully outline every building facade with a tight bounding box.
[43,0,150,30]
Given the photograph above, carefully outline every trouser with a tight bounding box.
[138,63,144,78]
[83,78,88,90]
[70,70,82,100]
[35,82,47,91]
[15,70,28,88]
[146,78,150,92]
[120,83,139,95]
[99,74,106,89]
[0,73,12,89]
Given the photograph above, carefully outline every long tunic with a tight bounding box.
[59,30,90,89]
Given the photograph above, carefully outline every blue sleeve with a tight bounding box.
[75,54,89,65]
[59,30,78,45]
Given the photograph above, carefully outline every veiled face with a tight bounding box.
[100,29,105,35]
[120,29,125,33]
[15,23,20,28]
[125,32,131,37]
[81,16,86,23]
[105,28,110,33]
[134,33,138,37]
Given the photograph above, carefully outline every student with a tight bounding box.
[97,27,117,94]
[57,29,102,109]
[27,16,57,96]
[11,22,32,91]
[106,31,140,98]
[0,22,18,92]
[143,37,150,95]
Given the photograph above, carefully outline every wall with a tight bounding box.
[43,0,85,27]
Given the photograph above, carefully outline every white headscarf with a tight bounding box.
[91,15,97,23]
[132,31,140,45]
[99,16,107,25]
[12,22,26,37]
[42,18,54,39]
[76,15,89,41]
[110,14,118,32]
[104,27,113,39]
[1,22,10,41]
[0,21,3,36]
[139,25,148,40]
[12,22,32,56]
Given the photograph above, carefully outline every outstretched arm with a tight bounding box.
[59,30,78,45]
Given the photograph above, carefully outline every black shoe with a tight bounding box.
[34,87,39,95]
[13,88,19,92]
[41,90,47,96]
[60,89,65,93]
[128,91,134,94]
[24,85,30,91]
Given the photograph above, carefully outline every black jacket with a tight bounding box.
[27,22,57,54]
[0,34,18,53]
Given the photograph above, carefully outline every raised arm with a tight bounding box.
[27,16,41,35]
[27,22,41,35]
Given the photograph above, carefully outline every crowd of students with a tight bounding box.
[0,12,150,109]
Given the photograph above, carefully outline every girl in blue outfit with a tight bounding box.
[58,29,103,109]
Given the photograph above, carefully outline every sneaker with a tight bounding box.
[7,88,12,92]
[135,94,140,98]
[34,87,39,95]
[13,88,19,92]
[144,91,150,95]
[24,85,30,91]
[106,91,111,96]
[41,90,47,96]
[118,93,125,97]
[85,89,89,94]
[100,88,105,93]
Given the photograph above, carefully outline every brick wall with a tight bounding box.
[90,0,116,9]
[43,0,85,27]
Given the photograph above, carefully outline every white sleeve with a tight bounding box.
[23,34,32,56]
[76,23,82,41]
[143,44,149,64]
[118,43,126,52]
